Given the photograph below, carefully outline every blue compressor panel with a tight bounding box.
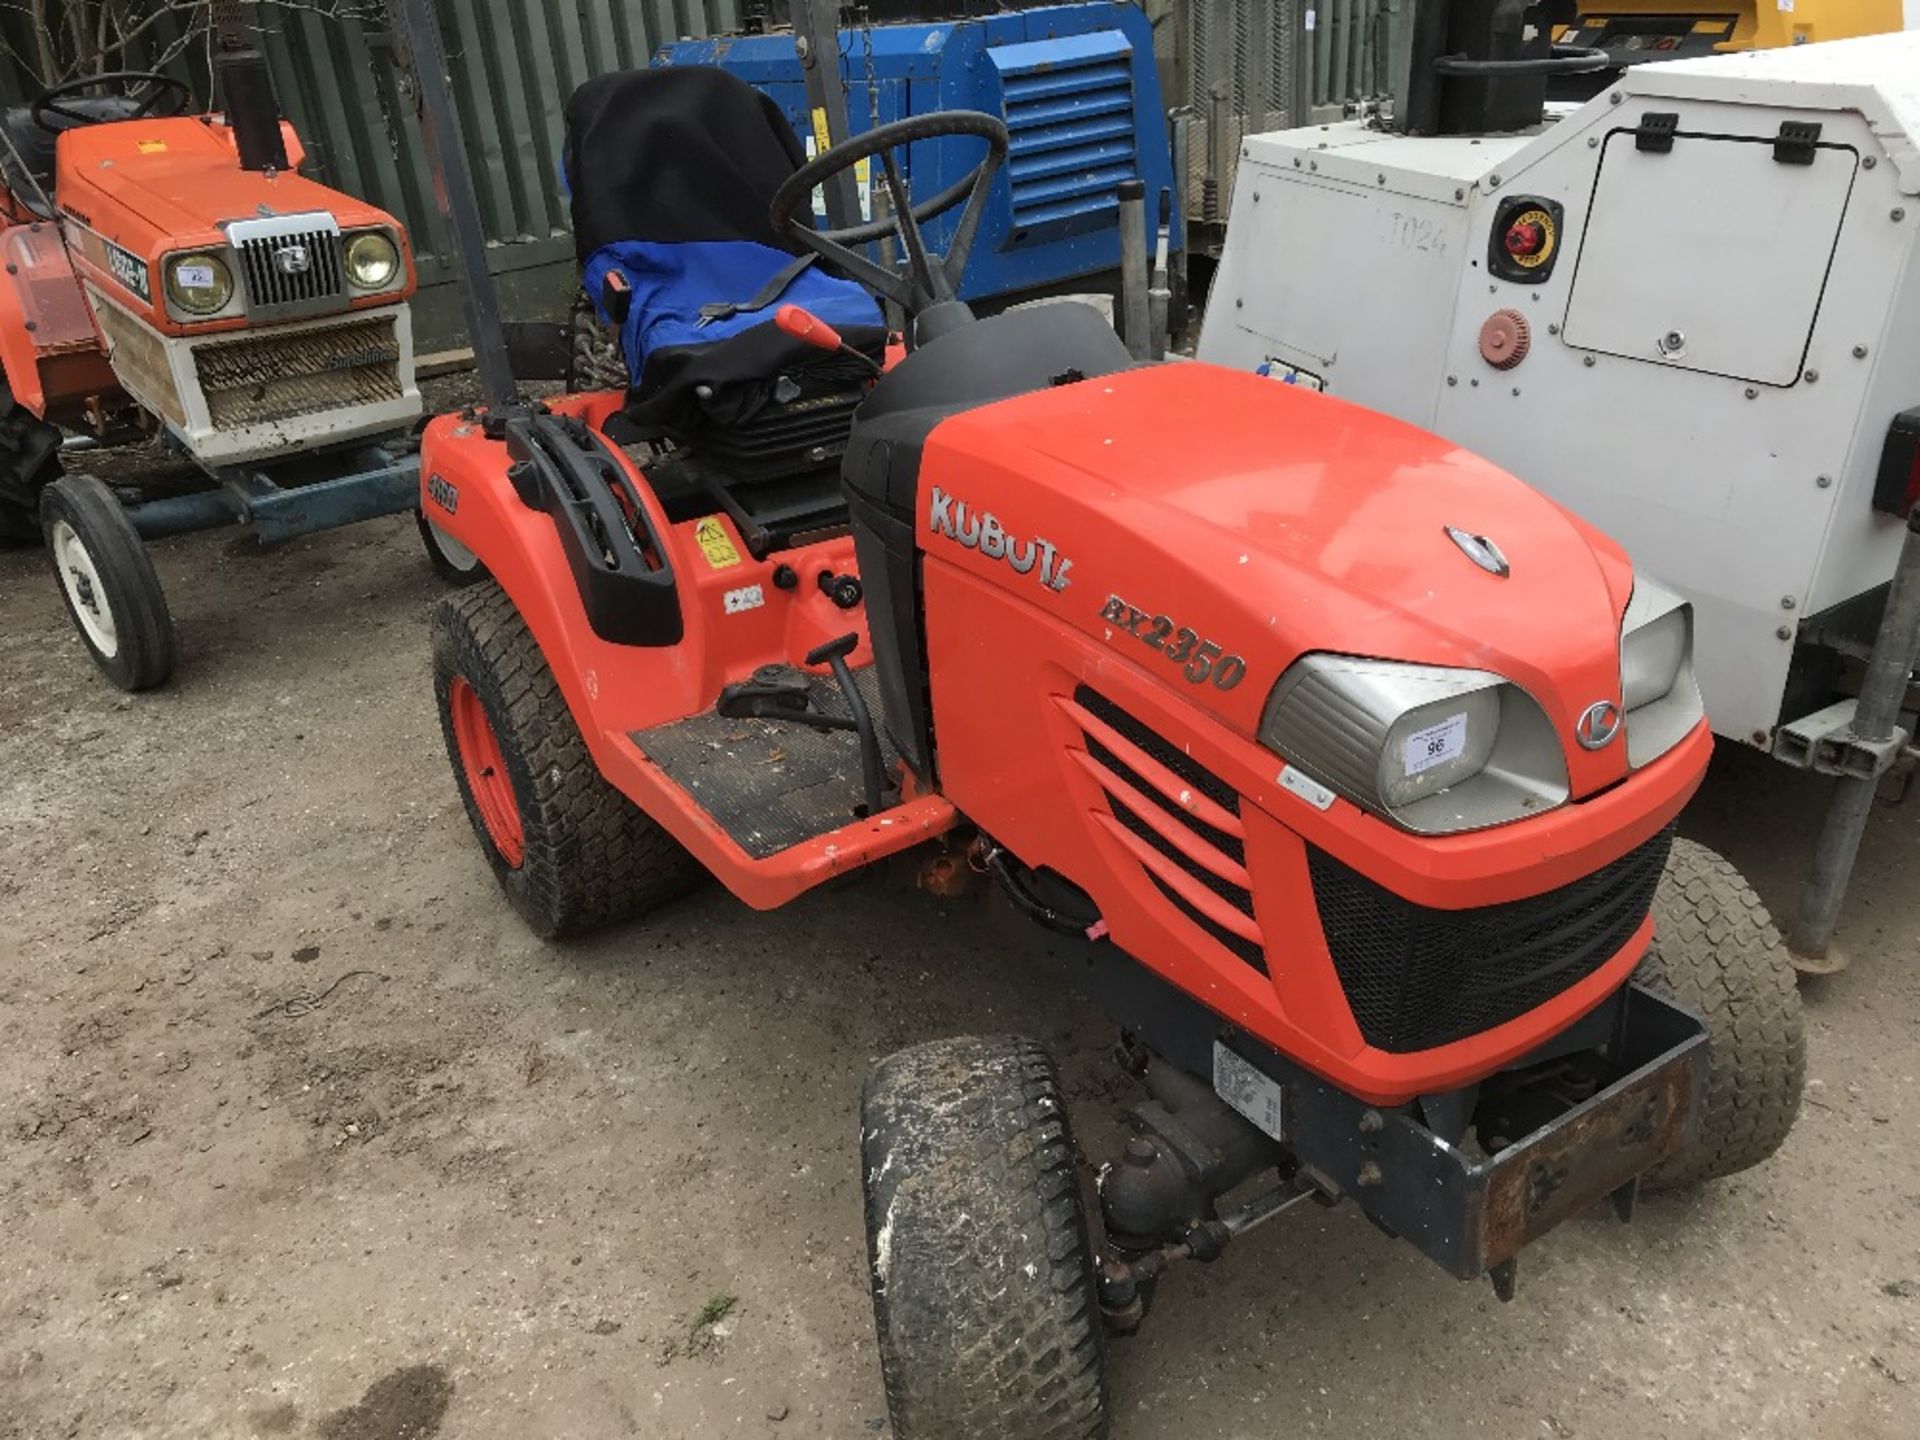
[655,2,1178,305]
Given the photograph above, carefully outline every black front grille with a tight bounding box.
[1309,825,1675,1053]
[1074,687,1266,972]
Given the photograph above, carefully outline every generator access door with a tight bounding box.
[1561,125,1857,387]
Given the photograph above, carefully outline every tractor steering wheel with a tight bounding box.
[768,111,1009,318]
[33,71,193,131]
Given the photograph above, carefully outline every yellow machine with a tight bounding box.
[1556,1,1904,78]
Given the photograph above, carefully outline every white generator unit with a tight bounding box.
[1199,31,1920,961]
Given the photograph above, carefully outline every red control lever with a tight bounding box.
[775,304,843,352]
[775,303,883,378]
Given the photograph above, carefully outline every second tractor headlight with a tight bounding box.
[1259,656,1569,835]
[344,230,401,290]
[164,252,234,316]
[1619,577,1704,768]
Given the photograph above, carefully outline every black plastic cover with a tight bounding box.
[844,302,1134,517]
[505,415,682,647]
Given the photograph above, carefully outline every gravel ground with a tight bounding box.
[1,456,1916,1439]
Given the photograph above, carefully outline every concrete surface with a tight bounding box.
[1,504,1916,1440]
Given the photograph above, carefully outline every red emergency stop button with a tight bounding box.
[1504,220,1545,257]
[1496,206,1557,272]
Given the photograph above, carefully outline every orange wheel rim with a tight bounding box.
[448,675,524,868]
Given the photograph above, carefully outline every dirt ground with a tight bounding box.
[2,474,1917,1440]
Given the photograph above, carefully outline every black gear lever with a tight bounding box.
[806,632,890,817]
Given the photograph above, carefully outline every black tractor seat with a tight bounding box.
[563,67,885,554]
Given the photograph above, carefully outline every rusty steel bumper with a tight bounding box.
[1028,912,1711,1293]
[1232,984,1710,1284]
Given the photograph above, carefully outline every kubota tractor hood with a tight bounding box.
[917,362,1638,797]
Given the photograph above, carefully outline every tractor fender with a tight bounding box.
[0,221,114,420]
[416,400,871,775]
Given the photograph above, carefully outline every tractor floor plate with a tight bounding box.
[630,666,897,860]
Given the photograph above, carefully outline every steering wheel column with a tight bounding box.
[767,111,1010,349]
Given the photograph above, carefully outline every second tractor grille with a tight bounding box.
[236,228,344,317]
[1066,687,1266,971]
[1309,825,1676,1054]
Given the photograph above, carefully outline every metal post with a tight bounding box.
[387,0,519,412]
[795,0,863,232]
[1203,82,1229,221]
[1148,188,1173,361]
[1290,0,1312,129]
[1117,180,1150,361]
[1788,507,1920,965]
[1169,112,1191,341]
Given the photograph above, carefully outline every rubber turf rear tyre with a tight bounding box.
[41,473,176,691]
[1634,838,1804,1190]
[567,290,627,394]
[431,582,699,938]
[861,1035,1108,1440]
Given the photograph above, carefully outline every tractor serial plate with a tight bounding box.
[1214,1043,1286,1142]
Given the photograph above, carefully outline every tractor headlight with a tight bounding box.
[164,252,234,316]
[343,230,401,290]
[1620,577,1704,768]
[1259,656,1569,835]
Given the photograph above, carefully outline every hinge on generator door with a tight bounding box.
[1773,121,1822,165]
[1633,112,1679,153]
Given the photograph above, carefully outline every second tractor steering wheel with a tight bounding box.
[33,71,194,131]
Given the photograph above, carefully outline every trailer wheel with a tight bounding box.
[41,473,176,692]
[566,289,628,394]
[1635,838,1805,1191]
[431,581,699,938]
[861,1035,1108,1440]
[416,512,487,586]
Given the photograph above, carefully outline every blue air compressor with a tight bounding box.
[654,1,1178,306]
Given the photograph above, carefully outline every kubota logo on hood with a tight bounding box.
[927,486,1072,593]
[1576,700,1623,751]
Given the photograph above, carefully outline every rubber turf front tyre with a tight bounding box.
[41,473,176,691]
[861,1035,1108,1440]
[430,582,699,938]
[1634,837,1805,1190]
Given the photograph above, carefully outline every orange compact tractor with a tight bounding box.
[396,1,1802,1432]
[0,6,423,691]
